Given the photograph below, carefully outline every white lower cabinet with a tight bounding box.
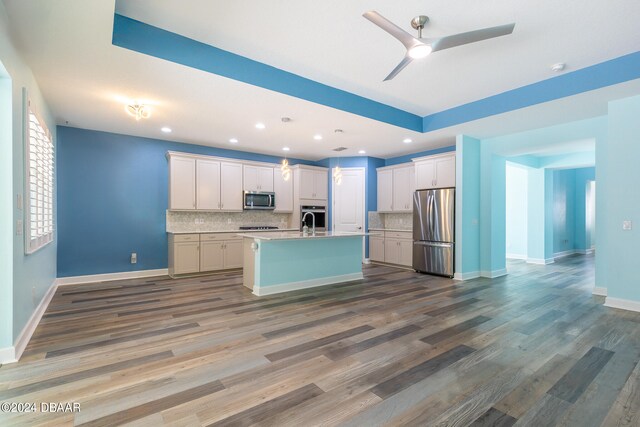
[169,233,243,277]
[369,231,413,267]
[369,235,385,262]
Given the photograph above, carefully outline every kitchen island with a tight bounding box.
[239,231,367,296]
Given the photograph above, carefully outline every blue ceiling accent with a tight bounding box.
[112,14,422,132]
[112,13,640,134]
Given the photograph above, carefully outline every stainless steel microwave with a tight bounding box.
[243,191,276,210]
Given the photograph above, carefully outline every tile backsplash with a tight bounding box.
[167,210,292,233]
[368,212,412,230]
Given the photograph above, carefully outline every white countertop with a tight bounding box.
[368,228,412,232]
[238,231,368,241]
[167,228,298,234]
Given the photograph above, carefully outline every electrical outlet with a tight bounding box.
[623,220,633,230]
[16,219,23,235]
[131,253,137,264]
[227,218,232,224]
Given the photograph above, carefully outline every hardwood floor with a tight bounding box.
[1,254,639,426]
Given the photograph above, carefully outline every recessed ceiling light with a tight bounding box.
[358,150,366,154]
[255,122,266,129]
[229,138,238,144]
[161,127,172,133]
[403,138,412,143]
[313,134,323,140]
[282,147,290,152]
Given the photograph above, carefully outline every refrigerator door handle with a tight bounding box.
[414,241,454,248]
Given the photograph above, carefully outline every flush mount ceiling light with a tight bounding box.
[255,122,266,129]
[334,129,344,134]
[551,63,566,72]
[161,127,172,133]
[229,138,238,144]
[403,138,412,143]
[358,150,366,154]
[282,146,290,152]
[125,102,151,121]
[314,134,323,140]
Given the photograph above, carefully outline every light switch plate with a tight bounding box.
[623,220,633,230]
[16,219,23,235]
[16,194,23,210]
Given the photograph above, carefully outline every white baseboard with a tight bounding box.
[554,250,576,259]
[576,249,595,255]
[506,253,527,260]
[56,268,169,286]
[526,258,555,265]
[253,272,364,296]
[1,279,57,364]
[363,258,371,264]
[480,269,507,278]
[604,297,640,313]
[592,287,608,297]
[453,271,480,281]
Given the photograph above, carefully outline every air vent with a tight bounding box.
[333,147,348,152]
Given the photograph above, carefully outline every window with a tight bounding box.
[25,99,54,253]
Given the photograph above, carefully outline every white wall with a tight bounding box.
[505,163,528,258]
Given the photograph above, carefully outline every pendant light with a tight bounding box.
[333,159,343,186]
[281,158,291,181]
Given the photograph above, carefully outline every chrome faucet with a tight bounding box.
[301,211,316,235]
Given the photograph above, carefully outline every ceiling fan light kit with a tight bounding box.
[363,10,515,81]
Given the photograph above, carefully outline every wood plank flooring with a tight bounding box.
[1,254,640,426]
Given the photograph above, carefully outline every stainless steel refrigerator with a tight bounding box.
[413,188,455,277]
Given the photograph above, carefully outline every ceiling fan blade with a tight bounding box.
[429,23,515,53]
[383,56,413,81]
[363,10,421,51]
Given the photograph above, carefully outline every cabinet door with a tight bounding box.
[299,169,316,199]
[200,241,224,272]
[196,159,221,210]
[377,170,393,212]
[434,155,456,188]
[313,170,328,200]
[243,165,259,192]
[273,169,293,212]
[369,236,385,262]
[384,238,399,264]
[258,167,274,192]
[220,162,243,211]
[398,240,413,266]
[174,242,200,274]
[169,156,196,210]
[223,240,243,269]
[415,160,436,190]
[393,167,413,212]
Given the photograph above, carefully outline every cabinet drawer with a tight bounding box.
[200,233,242,242]
[173,234,199,242]
[385,231,412,240]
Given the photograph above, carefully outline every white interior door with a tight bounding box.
[332,168,365,233]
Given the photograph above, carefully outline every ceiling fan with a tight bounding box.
[363,11,515,81]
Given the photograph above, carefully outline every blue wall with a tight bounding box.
[56,126,315,277]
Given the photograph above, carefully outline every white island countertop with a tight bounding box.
[237,231,368,241]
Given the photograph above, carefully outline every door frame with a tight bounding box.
[331,167,366,261]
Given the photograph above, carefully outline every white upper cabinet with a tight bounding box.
[243,165,274,192]
[220,162,243,211]
[377,165,414,212]
[299,168,327,200]
[377,169,393,212]
[196,159,221,210]
[168,153,244,211]
[169,155,196,210]
[414,153,456,189]
[392,166,414,212]
[273,169,293,212]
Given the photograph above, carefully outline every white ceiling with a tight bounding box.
[3,0,640,160]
